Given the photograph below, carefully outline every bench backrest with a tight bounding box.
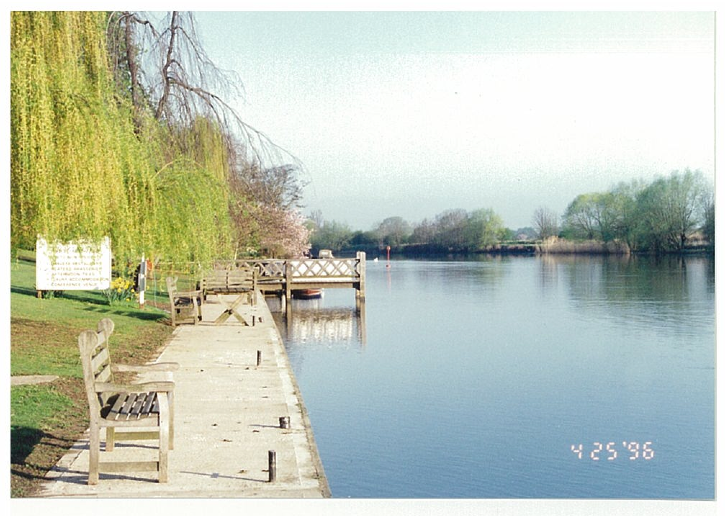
[78,318,116,413]
[201,267,257,292]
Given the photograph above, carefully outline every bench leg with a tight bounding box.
[158,394,170,483]
[88,421,100,485]
[169,391,175,450]
[106,427,115,451]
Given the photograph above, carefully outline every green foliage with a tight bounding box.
[310,220,354,252]
[375,216,412,247]
[634,169,709,252]
[464,208,507,250]
[561,170,712,252]
[102,276,136,305]
[11,12,242,266]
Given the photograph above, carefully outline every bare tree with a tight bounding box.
[106,11,297,167]
[232,162,307,211]
[532,206,559,240]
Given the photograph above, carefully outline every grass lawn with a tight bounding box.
[9,256,176,497]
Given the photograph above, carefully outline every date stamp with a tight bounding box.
[571,442,654,461]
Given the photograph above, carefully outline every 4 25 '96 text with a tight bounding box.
[571,442,654,461]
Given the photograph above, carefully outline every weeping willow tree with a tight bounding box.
[11,12,133,251]
[11,11,234,265]
[12,11,310,266]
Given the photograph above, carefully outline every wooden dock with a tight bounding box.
[220,251,366,311]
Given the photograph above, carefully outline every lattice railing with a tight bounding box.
[288,258,360,279]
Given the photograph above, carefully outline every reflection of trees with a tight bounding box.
[413,255,509,294]
[551,254,715,334]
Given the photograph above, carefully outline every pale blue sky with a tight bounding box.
[193,11,715,230]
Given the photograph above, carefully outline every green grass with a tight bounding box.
[10,255,176,496]
[11,258,173,376]
[11,384,74,461]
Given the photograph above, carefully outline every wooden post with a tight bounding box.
[284,260,292,303]
[356,251,366,311]
[268,450,277,482]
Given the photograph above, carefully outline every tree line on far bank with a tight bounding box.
[308,169,714,255]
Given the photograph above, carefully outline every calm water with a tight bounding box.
[272,255,715,499]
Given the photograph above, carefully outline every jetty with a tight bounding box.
[38,291,330,498]
[224,251,366,312]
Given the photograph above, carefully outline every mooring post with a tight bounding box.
[268,450,277,482]
[356,251,366,311]
[284,260,292,302]
[256,350,262,367]
[279,416,290,429]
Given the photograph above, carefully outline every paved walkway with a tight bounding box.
[39,292,330,498]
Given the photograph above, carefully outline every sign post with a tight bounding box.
[36,237,112,296]
[138,255,146,309]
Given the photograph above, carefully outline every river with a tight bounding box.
[272,254,715,499]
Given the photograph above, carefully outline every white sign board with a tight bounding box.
[36,237,112,290]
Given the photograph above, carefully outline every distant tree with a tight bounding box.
[532,207,559,240]
[410,218,436,244]
[234,162,306,210]
[310,220,353,252]
[514,227,538,240]
[702,198,715,245]
[375,216,412,247]
[600,180,645,249]
[562,193,601,240]
[433,209,469,249]
[501,227,517,241]
[350,230,379,248]
[634,169,709,251]
[308,209,324,231]
[464,208,507,250]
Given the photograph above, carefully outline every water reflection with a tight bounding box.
[273,256,714,499]
[538,254,715,339]
[268,293,366,350]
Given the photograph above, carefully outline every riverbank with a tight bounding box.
[37,292,330,497]
[331,237,713,259]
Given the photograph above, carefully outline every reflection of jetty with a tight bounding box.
[230,252,366,311]
[284,307,367,349]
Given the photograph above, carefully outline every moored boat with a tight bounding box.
[292,288,323,299]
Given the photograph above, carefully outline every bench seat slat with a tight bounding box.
[108,392,158,421]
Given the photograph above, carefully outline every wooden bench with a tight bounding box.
[166,276,202,326]
[78,318,179,484]
[199,267,259,325]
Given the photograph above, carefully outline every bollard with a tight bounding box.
[279,416,290,429]
[268,450,276,482]
[257,350,262,367]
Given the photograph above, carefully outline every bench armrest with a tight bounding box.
[111,362,180,373]
[95,381,175,393]
[173,289,202,297]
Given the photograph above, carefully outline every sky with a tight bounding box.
[191,9,715,231]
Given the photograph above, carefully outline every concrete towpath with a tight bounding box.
[39,292,330,498]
